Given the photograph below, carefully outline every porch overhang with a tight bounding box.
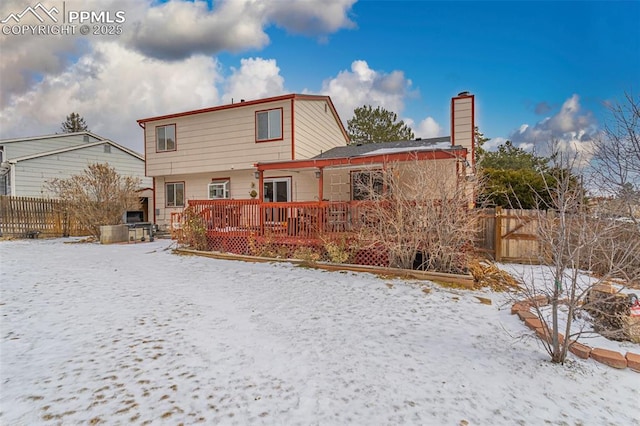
[254,147,467,172]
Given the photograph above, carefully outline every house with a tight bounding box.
[138,92,476,253]
[137,94,350,229]
[0,131,153,220]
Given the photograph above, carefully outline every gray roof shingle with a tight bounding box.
[313,136,453,159]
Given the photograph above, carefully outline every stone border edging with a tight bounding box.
[511,300,640,372]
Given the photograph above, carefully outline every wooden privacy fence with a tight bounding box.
[477,207,549,263]
[0,196,90,238]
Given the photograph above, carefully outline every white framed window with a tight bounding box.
[208,180,230,199]
[256,108,283,141]
[166,182,184,207]
[157,124,176,152]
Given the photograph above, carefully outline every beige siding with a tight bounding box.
[452,97,473,157]
[14,143,150,198]
[285,171,320,201]
[145,100,293,177]
[155,170,324,228]
[154,170,259,228]
[320,160,460,203]
[396,160,459,199]
[294,99,348,159]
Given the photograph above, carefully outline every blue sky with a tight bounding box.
[250,0,639,146]
[1,0,638,153]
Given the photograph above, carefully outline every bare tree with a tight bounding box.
[592,91,640,223]
[46,163,141,238]
[353,158,478,273]
[517,147,640,364]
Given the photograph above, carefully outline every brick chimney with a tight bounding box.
[451,92,475,169]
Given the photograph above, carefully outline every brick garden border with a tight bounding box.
[511,299,640,372]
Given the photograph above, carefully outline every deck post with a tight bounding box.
[495,206,503,261]
[257,170,264,235]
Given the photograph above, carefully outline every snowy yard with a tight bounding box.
[1,238,638,425]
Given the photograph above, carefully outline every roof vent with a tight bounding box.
[240,99,245,103]
[415,137,422,141]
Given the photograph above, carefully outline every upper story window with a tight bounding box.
[166,182,184,207]
[256,108,282,142]
[208,180,230,199]
[157,124,176,152]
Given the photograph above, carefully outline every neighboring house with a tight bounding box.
[137,94,350,229]
[138,92,475,231]
[0,131,153,220]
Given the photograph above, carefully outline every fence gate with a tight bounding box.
[494,207,547,263]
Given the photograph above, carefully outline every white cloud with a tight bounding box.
[547,94,592,134]
[125,0,356,60]
[125,0,270,60]
[508,94,597,160]
[404,116,443,139]
[415,116,443,138]
[267,0,357,36]
[318,60,414,123]
[0,42,221,153]
[483,136,507,152]
[221,58,286,103]
[0,0,355,108]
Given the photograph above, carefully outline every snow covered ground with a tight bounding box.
[1,238,638,425]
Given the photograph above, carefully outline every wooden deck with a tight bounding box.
[171,199,373,240]
[170,199,387,261]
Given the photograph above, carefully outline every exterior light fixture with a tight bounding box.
[254,171,260,179]
[315,170,321,178]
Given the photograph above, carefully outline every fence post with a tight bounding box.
[495,206,503,261]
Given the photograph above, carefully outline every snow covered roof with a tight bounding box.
[314,137,453,160]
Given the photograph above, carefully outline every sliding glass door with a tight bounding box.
[263,178,291,222]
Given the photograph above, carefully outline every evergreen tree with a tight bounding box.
[474,126,490,165]
[61,112,89,133]
[478,141,565,209]
[347,105,414,145]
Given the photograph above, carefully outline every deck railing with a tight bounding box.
[170,199,375,241]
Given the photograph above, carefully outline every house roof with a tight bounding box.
[10,140,144,163]
[0,131,105,144]
[314,137,452,159]
[255,137,466,171]
[136,93,349,143]
[138,93,338,123]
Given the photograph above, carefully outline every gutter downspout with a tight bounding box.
[9,161,16,196]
